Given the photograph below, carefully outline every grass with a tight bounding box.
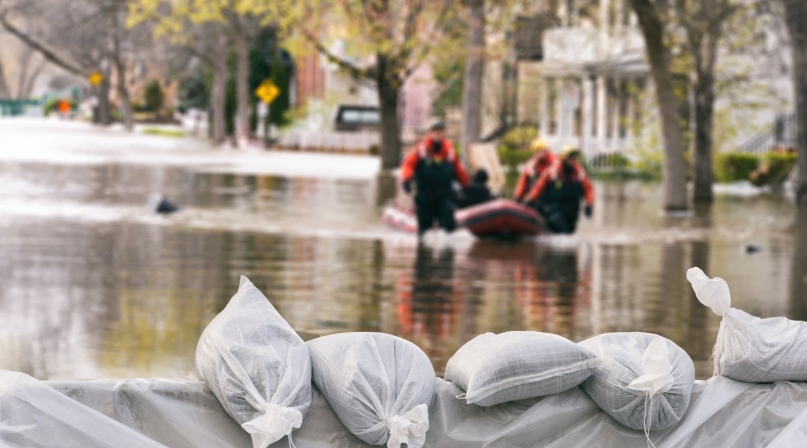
[142,128,186,138]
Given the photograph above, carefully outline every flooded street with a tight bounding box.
[0,120,805,381]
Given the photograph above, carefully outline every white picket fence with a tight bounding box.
[276,130,380,154]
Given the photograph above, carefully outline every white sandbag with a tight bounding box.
[687,267,807,382]
[444,331,600,406]
[195,276,312,448]
[579,332,695,431]
[307,332,436,448]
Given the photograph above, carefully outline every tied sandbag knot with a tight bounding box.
[687,267,752,369]
[385,404,429,448]
[627,338,675,448]
[241,402,302,448]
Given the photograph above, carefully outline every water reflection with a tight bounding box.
[0,158,803,380]
[396,244,459,372]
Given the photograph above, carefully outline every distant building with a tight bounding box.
[494,0,793,156]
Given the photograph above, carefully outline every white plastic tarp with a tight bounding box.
[3,371,807,447]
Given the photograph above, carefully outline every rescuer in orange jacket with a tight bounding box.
[401,121,469,235]
[514,139,558,202]
[526,146,594,234]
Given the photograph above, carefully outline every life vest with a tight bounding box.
[413,141,458,201]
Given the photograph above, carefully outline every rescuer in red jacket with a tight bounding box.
[514,139,558,202]
[401,121,469,235]
[526,146,594,234]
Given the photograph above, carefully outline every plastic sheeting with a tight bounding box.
[3,371,807,447]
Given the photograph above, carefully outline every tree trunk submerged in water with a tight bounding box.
[114,57,134,132]
[693,71,715,203]
[211,60,228,144]
[234,28,251,148]
[784,0,807,207]
[377,54,402,169]
[460,0,485,163]
[97,74,112,126]
[631,0,689,212]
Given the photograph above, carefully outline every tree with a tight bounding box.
[301,0,454,169]
[0,56,10,97]
[460,0,485,161]
[674,0,742,203]
[630,0,688,211]
[782,0,807,207]
[144,79,164,112]
[129,0,293,146]
[1,0,151,129]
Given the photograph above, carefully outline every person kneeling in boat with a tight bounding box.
[514,138,557,202]
[401,121,470,235]
[459,169,495,208]
[525,146,594,234]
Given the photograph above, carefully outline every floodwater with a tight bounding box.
[1,125,806,381]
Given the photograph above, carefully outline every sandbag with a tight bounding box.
[687,267,807,382]
[444,331,600,406]
[307,332,436,448]
[195,276,312,448]
[579,332,694,432]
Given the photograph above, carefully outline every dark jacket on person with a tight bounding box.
[527,160,594,234]
[401,136,470,234]
[401,137,469,203]
[460,170,494,208]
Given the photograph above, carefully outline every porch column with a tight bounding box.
[582,75,594,155]
[558,79,565,138]
[614,0,625,36]
[595,75,607,152]
[610,79,621,149]
[625,78,636,148]
[600,0,611,52]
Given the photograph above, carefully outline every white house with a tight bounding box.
[526,0,793,157]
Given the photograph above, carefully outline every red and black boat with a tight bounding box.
[383,199,544,238]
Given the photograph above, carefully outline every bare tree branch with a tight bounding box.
[0,13,86,76]
[301,28,377,79]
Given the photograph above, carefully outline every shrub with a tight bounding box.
[500,125,538,151]
[715,152,760,183]
[497,125,538,174]
[144,80,165,113]
[497,147,533,174]
[750,149,798,186]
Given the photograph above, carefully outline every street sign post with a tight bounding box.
[255,80,280,143]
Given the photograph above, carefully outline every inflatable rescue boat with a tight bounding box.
[383,199,544,238]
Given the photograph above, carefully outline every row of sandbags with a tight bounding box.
[195,268,807,448]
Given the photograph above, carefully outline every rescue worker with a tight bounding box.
[514,138,558,202]
[525,146,594,234]
[401,121,469,235]
[459,169,494,208]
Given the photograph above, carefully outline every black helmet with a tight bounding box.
[430,120,446,131]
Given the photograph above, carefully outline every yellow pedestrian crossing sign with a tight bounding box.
[255,80,279,104]
[88,71,104,86]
